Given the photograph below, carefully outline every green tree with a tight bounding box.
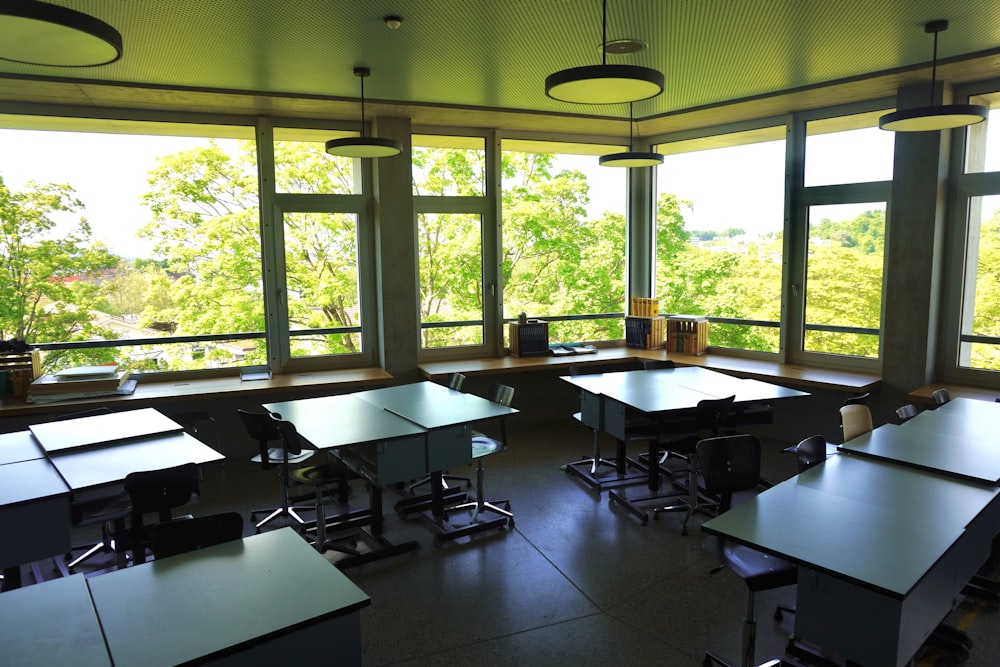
[0,174,118,369]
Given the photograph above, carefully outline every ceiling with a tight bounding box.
[2,0,1000,138]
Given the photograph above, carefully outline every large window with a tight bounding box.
[655,127,786,353]
[272,128,368,364]
[795,112,892,362]
[0,118,262,374]
[500,139,627,345]
[952,92,1000,373]
[413,135,488,350]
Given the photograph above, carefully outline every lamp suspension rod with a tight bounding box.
[601,0,607,65]
[929,24,939,107]
[629,102,635,150]
[359,74,367,136]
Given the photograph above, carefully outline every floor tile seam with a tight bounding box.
[600,607,704,664]
[370,611,659,667]
[509,523,609,612]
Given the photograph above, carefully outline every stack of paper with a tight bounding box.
[27,365,136,403]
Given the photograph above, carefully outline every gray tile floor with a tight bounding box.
[49,416,1000,667]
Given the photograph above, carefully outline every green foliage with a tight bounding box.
[0,174,118,370]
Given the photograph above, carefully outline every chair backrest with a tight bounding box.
[238,409,296,468]
[124,462,201,524]
[895,404,919,424]
[643,359,676,371]
[446,372,466,391]
[840,404,873,442]
[696,434,761,513]
[268,414,313,456]
[150,512,244,559]
[795,435,827,472]
[841,392,870,407]
[695,395,736,437]
[487,383,515,407]
[170,411,220,448]
[932,388,951,405]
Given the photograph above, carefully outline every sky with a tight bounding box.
[0,118,996,257]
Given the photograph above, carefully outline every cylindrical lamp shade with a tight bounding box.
[0,1,122,66]
[325,137,402,158]
[599,151,663,168]
[546,64,664,104]
[879,104,989,132]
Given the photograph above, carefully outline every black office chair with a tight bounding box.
[267,414,358,553]
[118,462,202,565]
[652,395,736,534]
[642,359,676,370]
[932,388,951,406]
[238,409,327,532]
[794,434,829,472]
[409,372,472,494]
[896,403,919,424]
[54,408,133,575]
[445,383,516,528]
[150,512,244,559]
[698,434,797,667]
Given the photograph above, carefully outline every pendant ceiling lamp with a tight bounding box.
[600,103,663,168]
[545,0,663,104]
[325,67,402,158]
[879,20,988,132]
[0,0,122,67]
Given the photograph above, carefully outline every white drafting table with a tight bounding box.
[0,457,71,571]
[702,454,1000,667]
[28,407,184,454]
[839,397,1000,484]
[264,393,427,485]
[0,573,111,667]
[0,429,45,465]
[46,430,224,491]
[87,527,371,667]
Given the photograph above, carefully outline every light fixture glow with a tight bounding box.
[545,0,663,105]
[0,0,122,67]
[600,103,663,168]
[879,20,988,132]
[326,67,402,158]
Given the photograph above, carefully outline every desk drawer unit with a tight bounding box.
[427,424,472,472]
[0,459,71,569]
[338,434,426,486]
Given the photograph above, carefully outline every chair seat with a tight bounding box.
[472,434,503,458]
[703,535,797,592]
[251,447,315,465]
[288,460,350,487]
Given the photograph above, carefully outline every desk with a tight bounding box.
[0,574,111,667]
[268,382,519,547]
[0,429,45,464]
[88,527,369,667]
[1,408,224,587]
[0,457,71,587]
[839,398,1000,484]
[702,448,1000,666]
[561,367,808,523]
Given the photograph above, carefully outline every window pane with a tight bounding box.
[284,212,362,356]
[804,203,885,357]
[656,130,785,353]
[964,97,1000,174]
[959,194,1000,369]
[0,124,263,373]
[413,135,485,196]
[273,130,357,194]
[419,213,483,348]
[501,142,627,344]
[805,115,894,186]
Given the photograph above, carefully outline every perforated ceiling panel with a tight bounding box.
[1,0,999,120]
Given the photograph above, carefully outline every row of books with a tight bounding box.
[630,297,660,317]
[26,364,137,404]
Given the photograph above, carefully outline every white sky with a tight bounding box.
[0,118,996,256]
